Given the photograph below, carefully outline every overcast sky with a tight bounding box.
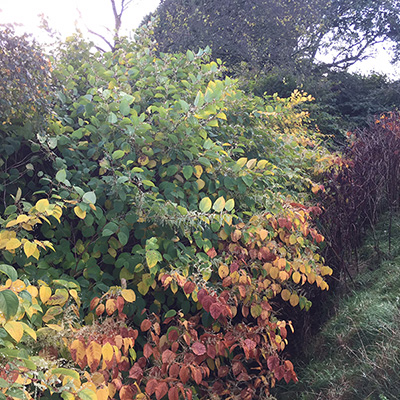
[0,0,160,43]
[0,0,398,78]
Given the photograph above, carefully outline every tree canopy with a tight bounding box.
[147,0,400,72]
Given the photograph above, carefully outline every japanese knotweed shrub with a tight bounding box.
[1,25,336,399]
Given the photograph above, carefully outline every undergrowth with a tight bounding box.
[272,211,400,400]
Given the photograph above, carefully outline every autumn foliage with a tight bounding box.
[0,25,337,400]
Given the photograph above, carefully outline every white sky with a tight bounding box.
[0,0,160,45]
[0,0,399,79]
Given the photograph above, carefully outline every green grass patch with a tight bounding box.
[273,212,400,400]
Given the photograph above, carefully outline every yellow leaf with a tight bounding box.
[40,286,52,304]
[292,271,301,284]
[27,285,38,298]
[196,179,205,190]
[269,267,279,280]
[236,157,247,168]
[213,196,226,212]
[42,306,63,323]
[289,294,299,307]
[21,322,37,341]
[46,324,64,331]
[4,321,24,342]
[193,165,203,178]
[101,342,114,363]
[259,229,268,241]
[24,241,38,258]
[289,235,297,245]
[36,199,50,213]
[246,159,257,169]
[121,289,136,302]
[5,238,21,251]
[218,264,229,279]
[281,289,291,301]
[321,266,333,276]
[74,206,86,219]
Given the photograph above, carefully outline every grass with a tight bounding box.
[272,212,400,400]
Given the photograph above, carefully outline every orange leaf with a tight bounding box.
[86,341,102,371]
[140,319,152,332]
[90,297,100,310]
[120,385,135,400]
[96,304,105,316]
[96,386,109,400]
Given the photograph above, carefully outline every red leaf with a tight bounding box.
[169,363,180,378]
[202,295,214,312]
[192,342,206,356]
[168,386,179,400]
[284,360,294,371]
[210,303,222,320]
[128,365,143,381]
[267,355,280,371]
[218,366,229,378]
[141,319,152,332]
[207,344,216,359]
[143,343,153,359]
[168,329,179,342]
[186,389,193,400]
[242,339,256,351]
[274,365,285,381]
[179,365,190,384]
[145,379,158,396]
[207,247,217,259]
[197,289,207,303]
[155,382,168,400]
[162,350,176,365]
[183,281,196,294]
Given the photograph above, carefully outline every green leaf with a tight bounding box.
[0,264,18,281]
[199,197,212,213]
[82,191,96,204]
[225,198,235,211]
[142,180,155,187]
[119,101,131,116]
[108,112,117,124]
[182,166,193,180]
[55,169,67,183]
[102,222,119,237]
[0,290,19,321]
[78,389,97,400]
[112,150,125,160]
[164,309,177,318]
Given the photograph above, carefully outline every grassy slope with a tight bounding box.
[273,212,400,400]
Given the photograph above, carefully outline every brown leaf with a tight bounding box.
[120,385,135,400]
[116,296,125,313]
